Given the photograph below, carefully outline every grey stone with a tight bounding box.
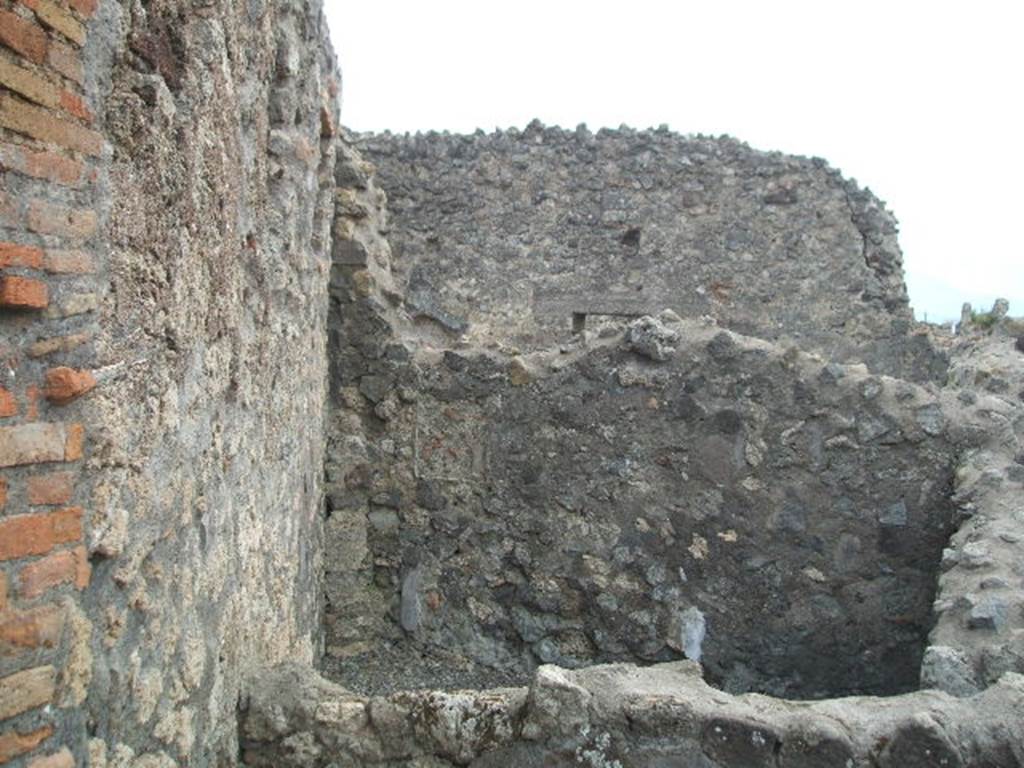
[358,375,389,403]
[914,403,945,436]
[957,389,978,405]
[777,721,855,768]
[668,607,706,662]
[960,302,974,330]
[879,500,909,527]
[333,237,369,266]
[367,507,399,533]
[370,490,401,509]
[415,479,447,511]
[400,567,424,632]
[967,598,1008,631]
[960,541,995,568]
[920,645,980,697]
[701,716,780,765]
[876,713,963,768]
[861,379,883,400]
[980,576,1010,590]
[625,315,680,362]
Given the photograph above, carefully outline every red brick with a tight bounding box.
[0,479,7,511]
[0,604,65,654]
[0,143,85,186]
[42,249,92,273]
[18,545,88,598]
[63,423,83,461]
[26,153,84,185]
[26,471,74,505]
[18,0,85,46]
[0,572,6,611]
[46,38,81,84]
[0,725,54,764]
[26,200,96,240]
[74,545,88,587]
[0,57,60,109]
[0,666,55,720]
[0,276,48,309]
[58,89,90,122]
[0,423,69,467]
[0,388,16,418]
[27,747,73,768]
[26,385,40,420]
[0,508,82,560]
[0,93,102,156]
[51,508,82,541]
[0,241,44,269]
[0,9,47,64]
[43,367,95,405]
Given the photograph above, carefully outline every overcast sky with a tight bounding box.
[325,1,1022,323]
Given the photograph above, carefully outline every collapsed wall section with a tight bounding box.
[356,124,947,383]
[1,0,339,763]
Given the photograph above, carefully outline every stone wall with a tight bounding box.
[323,302,962,699]
[922,334,1024,697]
[321,133,407,682]
[356,124,947,383]
[321,132,1023,709]
[241,661,1024,767]
[0,0,338,764]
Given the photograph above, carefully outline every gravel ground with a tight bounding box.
[321,643,531,696]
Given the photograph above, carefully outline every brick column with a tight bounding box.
[0,0,102,763]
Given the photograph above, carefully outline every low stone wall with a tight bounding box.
[922,334,1024,696]
[241,660,1024,767]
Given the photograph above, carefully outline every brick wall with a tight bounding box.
[0,0,101,763]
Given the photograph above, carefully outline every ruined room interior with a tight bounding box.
[0,0,1022,766]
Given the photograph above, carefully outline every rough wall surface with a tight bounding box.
[1,0,338,764]
[356,124,947,383]
[4,0,1022,763]
[1,0,116,764]
[241,661,1024,767]
[320,136,1024,766]
[922,333,1024,697]
[323,307,963,700]
[321,136,966,697]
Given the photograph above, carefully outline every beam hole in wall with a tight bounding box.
[621,226,642,247]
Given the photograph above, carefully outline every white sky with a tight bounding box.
[325,1,1023,323]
